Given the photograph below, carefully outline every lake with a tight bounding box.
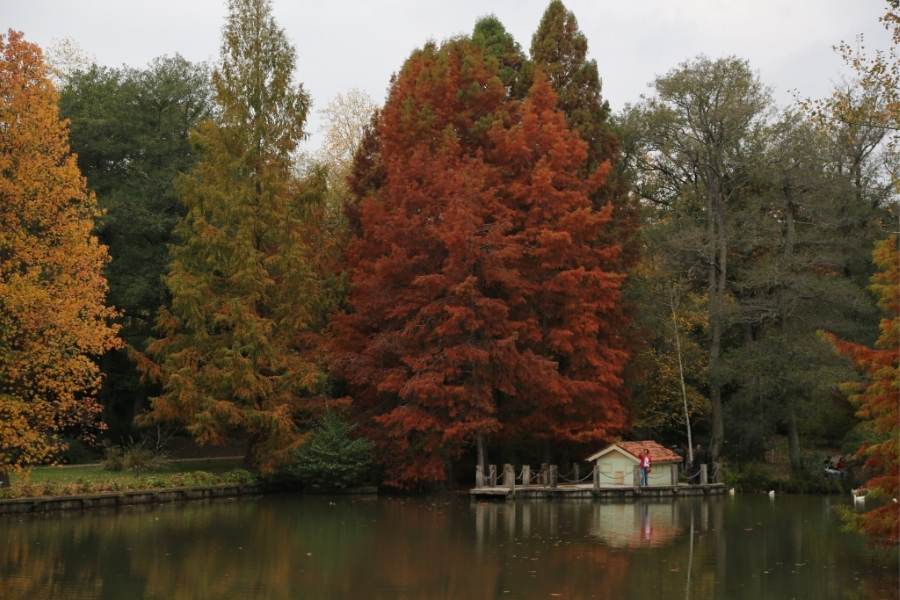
[1,493,896,599]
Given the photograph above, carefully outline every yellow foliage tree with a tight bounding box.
[0,30,120,483]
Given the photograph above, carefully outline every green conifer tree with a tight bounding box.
[146,0,325,473]
[530,1,616,170]
[530,1,638,271]
[472,15,530,98]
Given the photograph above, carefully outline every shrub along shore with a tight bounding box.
[0,454,377,513]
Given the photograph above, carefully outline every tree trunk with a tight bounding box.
[787,403,802,473]
[707,179,726,472]
[244,436,259,472]
[445,459,455,490]
[782,199,802,475]
[670,283,694,466]
[0,469,9,488]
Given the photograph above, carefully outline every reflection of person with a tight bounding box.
[639,449,652,487]
[640,502,652,541]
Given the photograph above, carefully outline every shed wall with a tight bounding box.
[594,448,675,487]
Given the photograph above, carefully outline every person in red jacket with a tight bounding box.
[639,449,652,487]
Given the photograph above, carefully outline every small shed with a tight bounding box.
[587,441,683,487]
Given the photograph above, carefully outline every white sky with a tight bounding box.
[3,1,892,152]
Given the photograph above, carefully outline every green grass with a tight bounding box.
[1,457,254,499]
[15,457,243,485]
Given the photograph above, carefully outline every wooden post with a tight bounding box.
[573,463,580,483]
[671,463,679,487]
[593,463,600,491]
[475,465,485,488]
[540,463,549,486]
[549,465,558,488]
[522,465,531,487]
[633,465,641,487]
[503,464,515,489]
[489,464,498,487]
[700,464,708,485]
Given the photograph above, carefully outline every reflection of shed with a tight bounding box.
[587,441,682,487]
[589,502,682,548]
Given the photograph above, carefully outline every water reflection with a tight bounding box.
[473,499,691,548]
[0,494,896,599]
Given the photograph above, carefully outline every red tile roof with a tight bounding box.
[617,441,683,463]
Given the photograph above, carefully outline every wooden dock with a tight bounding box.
[470,482,726,500]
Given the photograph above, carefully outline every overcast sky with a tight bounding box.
[3,1,892,152]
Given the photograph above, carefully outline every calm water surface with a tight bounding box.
[1,493,896,599]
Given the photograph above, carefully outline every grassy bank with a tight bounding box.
[1,457,257,500]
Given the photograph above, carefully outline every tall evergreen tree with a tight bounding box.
[146,0,325,472]
[530,1,616,172]
[472,15,530,98]
[59,56,212,439]
[0,31,119,483]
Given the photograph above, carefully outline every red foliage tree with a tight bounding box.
[332,40,628,488]
[825,235,899,545]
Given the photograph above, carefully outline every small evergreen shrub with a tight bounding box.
[291,412,374,490]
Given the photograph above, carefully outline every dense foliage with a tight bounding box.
[145,0,332,474]
[332,38,628,487]
[0,30,119,481]
[1,0,896,546]
[58,56,212,440]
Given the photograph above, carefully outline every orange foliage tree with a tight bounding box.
[332,39,628,488]
[825,235,899,544]
[144,0,329,473]
[0,31,119,482]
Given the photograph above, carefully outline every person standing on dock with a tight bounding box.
[639,449,652,486]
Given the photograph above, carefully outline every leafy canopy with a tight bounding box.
[0,30,119,471]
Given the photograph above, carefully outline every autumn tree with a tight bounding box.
[801,1,899,287]
[625,232,708,446]
[332,39,628,487]
[825,235,899,544]
[317,88,377,196]
[145,0,327,473]
[531,3,640,419]
[43,37,92,86]
[344,110,385,235]
[0,31,119,484]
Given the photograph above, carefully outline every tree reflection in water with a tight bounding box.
[0,495,896,599]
